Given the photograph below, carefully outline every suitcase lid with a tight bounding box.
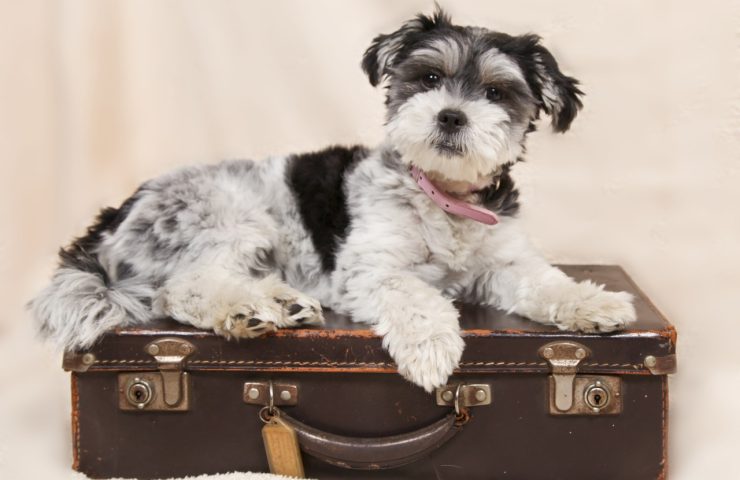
[63,265,676,377]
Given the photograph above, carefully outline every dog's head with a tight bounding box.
[362,8,583,189]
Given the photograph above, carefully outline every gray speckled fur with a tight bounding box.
[30,9,633,392]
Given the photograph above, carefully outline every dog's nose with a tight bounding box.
[437,109,468,132]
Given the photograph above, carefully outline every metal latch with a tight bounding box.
[539,341,622,415]
[118,337,195,411]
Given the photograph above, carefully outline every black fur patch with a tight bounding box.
[482,33,584,132]
[286,145,368,271]
[478,164,520,217]
[58,191,140,284]
[362,9,453,87]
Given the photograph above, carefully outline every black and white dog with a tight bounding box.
[31,9,635,392]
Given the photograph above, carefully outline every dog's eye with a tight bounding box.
[421,72,442,89]
[486,86,502,102]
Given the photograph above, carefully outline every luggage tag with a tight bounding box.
[261,408,305,478]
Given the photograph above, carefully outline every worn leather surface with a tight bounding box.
[75,372,667,479]
[277,409,460,470]
[71,265,673,479]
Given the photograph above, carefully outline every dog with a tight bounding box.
[31,8,636,392]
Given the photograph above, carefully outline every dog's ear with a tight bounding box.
[516,35,584,132]
[362,8,452,87]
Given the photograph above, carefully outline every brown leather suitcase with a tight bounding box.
[63,265,677,479]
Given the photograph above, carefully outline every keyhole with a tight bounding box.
[585,384,609,410]
[127,379,153,407]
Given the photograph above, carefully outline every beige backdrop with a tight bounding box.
[1,0,739,478]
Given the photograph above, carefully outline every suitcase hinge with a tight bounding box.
[118,337,195,411]
[539,341,622,415]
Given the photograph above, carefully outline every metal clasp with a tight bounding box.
[539,341,590,412]
[118,337,195,411]
[539,341,622,415]
[145,338,194,407]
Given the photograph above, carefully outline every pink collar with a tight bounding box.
[410,166,499,225]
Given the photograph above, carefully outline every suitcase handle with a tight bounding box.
[269,407,466,470]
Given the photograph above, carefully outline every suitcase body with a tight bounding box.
[64,265,677,479]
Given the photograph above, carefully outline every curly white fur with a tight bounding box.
[30,11,632,392]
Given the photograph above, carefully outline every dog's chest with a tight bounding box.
[418,209,489,272]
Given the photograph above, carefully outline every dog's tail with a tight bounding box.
[29,205,153,351]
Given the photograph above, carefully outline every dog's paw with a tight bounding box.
[381,310,465,393]
[552,281,636,333]
[214,286,323,339]
[274,292,324,327]
[215,299,283,339]
[396,331,464,392]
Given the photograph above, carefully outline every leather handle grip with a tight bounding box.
[275,409,463,470]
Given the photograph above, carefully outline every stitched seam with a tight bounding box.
[95,359,152,364]
[191,360,394,367]
[460,361,546,367]
[582,362,642,368]
[92,359,644,369]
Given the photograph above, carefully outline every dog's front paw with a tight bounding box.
[394,331,465,393]
[553,281,636,333]
[381,313,465,393]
